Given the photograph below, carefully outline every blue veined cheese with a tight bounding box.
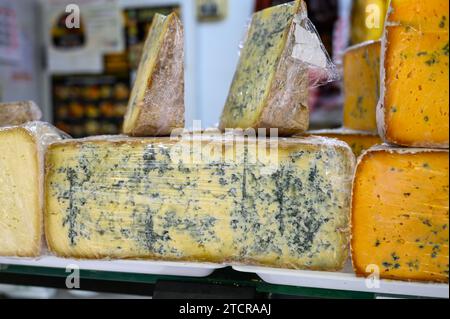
[45,135,354,270]
[123,13,184,137]
[0,122,65,257]
[0,100,42,127]
[219,0,310,136]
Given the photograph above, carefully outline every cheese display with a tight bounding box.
[378,0,449,148]
[219,0,337,136]
[123,13,184,137]
[45,135,354,270]
[307,129,382,157]
[352,146,449,283]
[0,101,42,127]
[0,122,64,257]
[350,0,388,44]
[343,41,381,132]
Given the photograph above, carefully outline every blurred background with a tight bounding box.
[0,0,388,138]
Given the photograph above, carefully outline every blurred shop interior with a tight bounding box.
[0,0,387,138]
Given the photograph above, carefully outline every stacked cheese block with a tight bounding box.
[41,1,358,271]
[352,0,449,283]
[309,40,383,157]
[0,101,65,256]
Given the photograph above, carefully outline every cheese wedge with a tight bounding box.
[0,122,64,257]
[307,129,382,157]
[123,13,184,136]
[378,0,449,148]
[352,146,449,283]
[343,41,381,132]
[219,0,309,136]
[350,0,388,44]
[0,101,42,127]
[45,135,354,270]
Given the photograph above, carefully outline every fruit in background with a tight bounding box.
[100,102,115,117]
[114,83,130,100]
[114,103,127,117]
[100,86,113,99]
[69,102,84,118]
[85,104,100,118]
[56,104,69,119]
[85,121,100,136]
[84,86,101,100]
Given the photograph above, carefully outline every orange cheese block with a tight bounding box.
[352,147,449,283]
[350,0,388,44]
[308,129,382,157]
[378,0,449,148]
[343,41,381,132]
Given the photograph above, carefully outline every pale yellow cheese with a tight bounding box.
[0,122,63,257]
[45,135,354,270]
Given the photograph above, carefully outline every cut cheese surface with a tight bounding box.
[343,41,381,132]
[123,13,184,136]
[307,129,382,157]
[352,147,449,283]
[379,0,449,148]
[0,101,42,127]
[45,135,354,270]
[350,0,388,44]
[0,122,63,257]
[220,0,309,136]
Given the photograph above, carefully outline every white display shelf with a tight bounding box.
[232,264,449,299]
[0,256,224,278]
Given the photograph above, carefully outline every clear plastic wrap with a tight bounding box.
[0,122,69,257]
[220,0,339,136]
[123,12,184,137]
[351,145,449,283]
[306,127,383,157]
[45,134,355,271]
[0,101,43,127]
[377,0,449,148]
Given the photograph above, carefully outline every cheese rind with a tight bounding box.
[45,135,354,270]
[0,122,64,257]
[307,129,382,157]
[123,13,184,137]
[378,0,449,148]
[352,146,449,283]
[219,1,310,136]
[0,101,42,127]
[343,41,381,132]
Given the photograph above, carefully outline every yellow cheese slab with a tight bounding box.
[352,147,449,283]
[45,135,355,270]
[123,13,184,136]
[0,122,63,257]
[343,41,381,132]
[378,0,449,148]
[350,0,388,44]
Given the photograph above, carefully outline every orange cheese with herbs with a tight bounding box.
[352,147,449,283]
[378,0,449,148]
[343,41,381,132]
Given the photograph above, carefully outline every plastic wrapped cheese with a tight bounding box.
[377,0,449,148]
[219,0,338,136]
[0,122,68,257]
[352,146,449,283]
[45,134,354,270]
[307,128,382,157]
[0,101,42,127]
[123,13,184,137]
